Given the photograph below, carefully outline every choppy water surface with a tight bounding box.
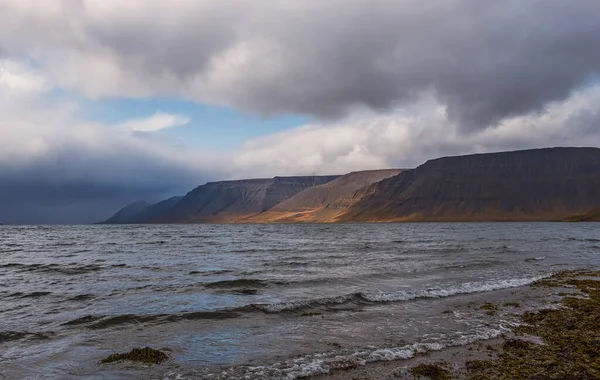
[1,223,599,379]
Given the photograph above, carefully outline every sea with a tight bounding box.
[1,223,599,379]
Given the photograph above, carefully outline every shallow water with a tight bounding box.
[1,223,599,379]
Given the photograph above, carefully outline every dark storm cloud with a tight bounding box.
[2,0,598,130]
[240,0,600,130]
[0,147,214,224]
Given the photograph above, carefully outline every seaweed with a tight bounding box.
[409,363,453,379]
[466,270,600,379]
[99,347,168,365]
[299,311,323,317]
[479,302,498,316]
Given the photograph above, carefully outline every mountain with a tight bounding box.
[101,196,182,224]
[340,147,600,222]
[102,201,150,224]
[155,175,339,222]
[245,169,403,222]
[103,147,600,224]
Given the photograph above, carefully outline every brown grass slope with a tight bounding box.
[244,169,403,222]
[156,175,339,223]
[564,207,600,222]
[340,147,600,222]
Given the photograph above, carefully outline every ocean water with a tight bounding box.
[1,223,599,379]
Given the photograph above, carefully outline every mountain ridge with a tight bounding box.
[340,147,600,221]
[102,147,600,224]
[154,175,340,223]
[243,169,404,222]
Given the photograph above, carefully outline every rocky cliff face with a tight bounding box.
[103,147,600,224]
[341,147,600,221]
[246,169,403,222]
[157,175,338,222]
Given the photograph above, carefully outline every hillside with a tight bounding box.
[564,208,600,222]
[340,147,600,221]
[101,197,182,224]
[155,175,339,222]
[102,201,150,224]
[103,147,600,224]
[244,169,403,222]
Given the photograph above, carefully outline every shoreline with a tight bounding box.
[309,270,599,379]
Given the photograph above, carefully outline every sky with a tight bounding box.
[1,0,600,224]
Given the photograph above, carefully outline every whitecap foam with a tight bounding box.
[362,275,548,303]
[247,275,549,314]
[260,328,502,379]
[182,327,504,380]
[255,293,359,313]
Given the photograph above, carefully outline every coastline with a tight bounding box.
[309,270,599,379]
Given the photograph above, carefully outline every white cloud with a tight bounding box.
[116,112,190,132]
[0,60,47,93]
[232,86,600,177]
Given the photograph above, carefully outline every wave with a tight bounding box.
[440,260,505,270]
[280,328,503,379]
[568,237,600,242]
[0,262,104,275]
[361,276,547,302]
[19,291,52,299]
[204,278,287,289]
[63,310,242,329]
[177,327,504,380]
[263,261,310,267]
[0,249,23,253]
[246,275,548,313]
[67,294,95,301]
[231,248,291,254]
[61,275,546,329]
[0,331,54,344]
[189,269,232,275]
[524,256,546,262]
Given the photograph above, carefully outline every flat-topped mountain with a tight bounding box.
[155,175,339,222]
[102,147,600,224]
[245,169,403,222]
[340,147,600,221]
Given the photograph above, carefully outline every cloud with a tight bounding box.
[116,112,190,132]
[0,55,599,223]
[1,1,600,223]
[232,85,600,177]
[1,0,600,130]
[0,59,224,224]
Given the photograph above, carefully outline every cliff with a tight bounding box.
[340,147,600,221]
[245,169,403,222]
[156,175,339,222]
[103,147,600,224]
